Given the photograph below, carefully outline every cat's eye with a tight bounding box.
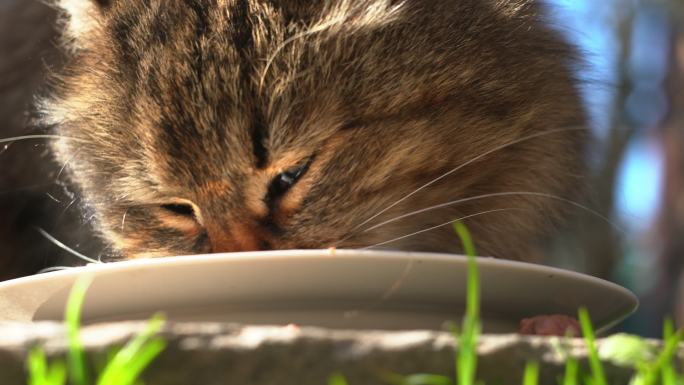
[161,203,195,217]
[159,201,203,225]
[266,162,311,204]
[271,167,305,195]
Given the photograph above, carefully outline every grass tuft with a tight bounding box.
[372,222,684,385]
[26,275,166,385]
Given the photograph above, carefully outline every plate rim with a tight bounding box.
[0,249,639,329]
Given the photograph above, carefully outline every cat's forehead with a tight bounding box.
[99,0,536,126]
[98,1,407,168]
[106,3,349,131]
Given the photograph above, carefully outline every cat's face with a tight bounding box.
[46,0,585,260]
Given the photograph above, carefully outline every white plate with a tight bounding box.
[0,250,638,333]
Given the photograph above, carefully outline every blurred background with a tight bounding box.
[0,0,683,337]
[544,0,684,337]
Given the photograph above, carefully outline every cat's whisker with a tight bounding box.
[56,151,79,181]
[361,191,624,235]
[348,126,588,236]
[35,227,101,265]
[361,208,526,250]
[0,135,87,144]
[60,197,79,216]
[38,266,76,274]
[46,193,61,203]
[121,208,130,232]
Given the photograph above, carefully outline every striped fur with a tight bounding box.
[44,0,586,260]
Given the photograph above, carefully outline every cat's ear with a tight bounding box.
[56,0,111,45]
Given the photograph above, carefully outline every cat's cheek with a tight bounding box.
[106,232,151,259]
[113,237,193,260]
[106,219,206,259]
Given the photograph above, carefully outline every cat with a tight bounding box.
[38,0,586,262]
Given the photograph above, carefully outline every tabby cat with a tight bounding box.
[41,0,586,261]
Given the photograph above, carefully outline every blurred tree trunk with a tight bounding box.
[585,6,636,279]
[661,26,684,328]
[549,4,634,280]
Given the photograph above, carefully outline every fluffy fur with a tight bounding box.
[44,0,586,260]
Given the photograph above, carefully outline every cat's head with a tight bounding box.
[44,0,585,260]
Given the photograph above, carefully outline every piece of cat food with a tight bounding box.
[519,315,581,336]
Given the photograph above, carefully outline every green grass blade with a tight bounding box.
[664,318,675,341]
[561,358,578,385]
[120,338,166,385]
[123,337,166,378]
[96,314,166,385]
[631,326,684,385]
[660,317,683,385]
[454,222,477,258]
[28,346,68,385]
[631,369,648,385]
[650,328,684,385]
[27,347,49,385]
[329,372,350,385]
[46,361,67,385]
[628,317,682,385]
[454,222,480,320]
[578,308,607,385]
[523,362,539,385]
[454,222,480,385]
[465,256,480,320]
[448,322,460,382]
[66,275,94,385]
[457,323,479,385]
[662,365,677,385]
[99,338,166,385]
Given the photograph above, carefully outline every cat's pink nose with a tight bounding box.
[207,223,263,252]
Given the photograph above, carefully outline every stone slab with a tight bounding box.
[0,322,680,385]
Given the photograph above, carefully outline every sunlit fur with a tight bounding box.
[43,0,586,260]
